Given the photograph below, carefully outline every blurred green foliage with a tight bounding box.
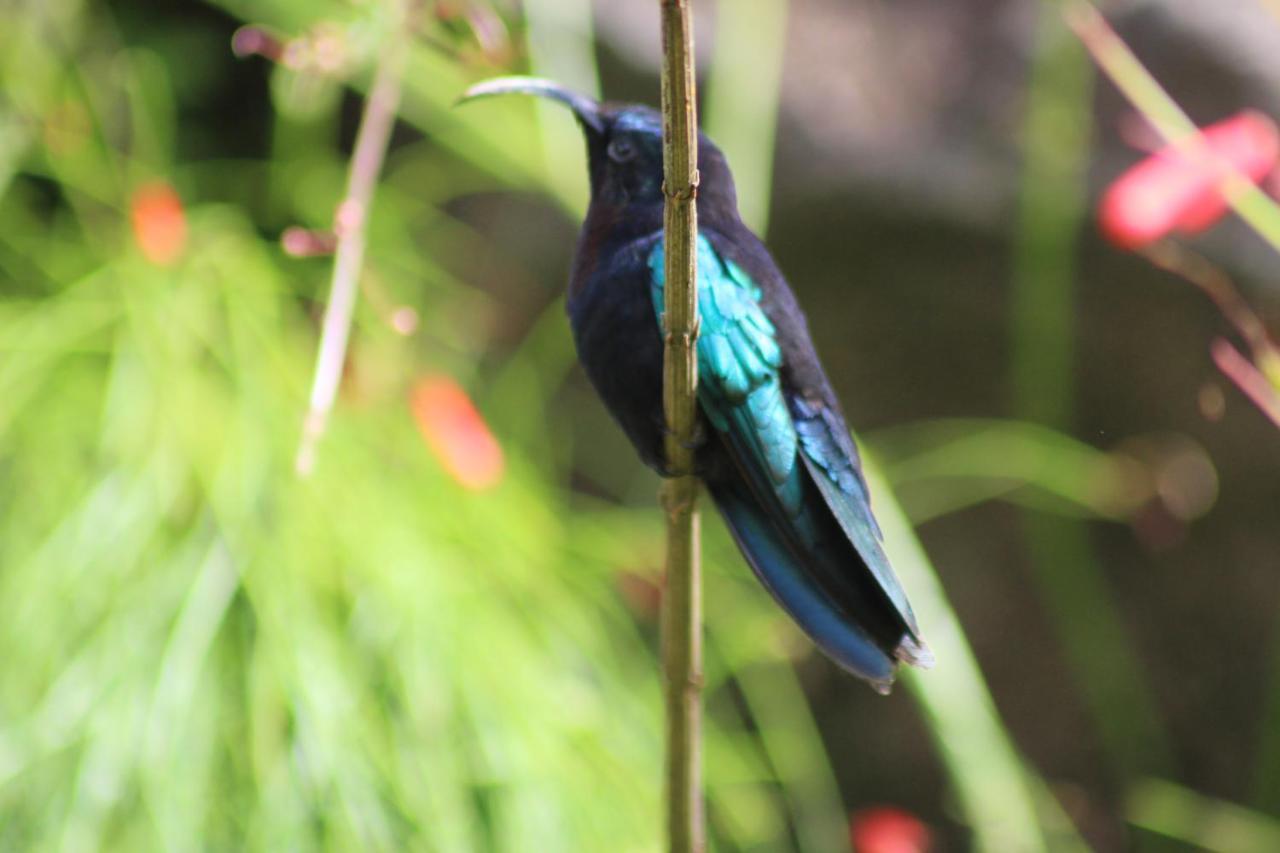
[0,0,847,847]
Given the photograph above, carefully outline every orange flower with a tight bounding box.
[130,181,187,266]
[409,375,504,490]
[1099,111,1279,249]
[850,807,931,853]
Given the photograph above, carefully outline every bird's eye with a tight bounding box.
[607,137,637,163]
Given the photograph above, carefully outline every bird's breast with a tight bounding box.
[567,233,668,472]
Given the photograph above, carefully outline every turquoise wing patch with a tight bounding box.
[648,236,797,496]
[648,235,927,656]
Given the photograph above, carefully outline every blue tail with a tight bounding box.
[708,478,900,692]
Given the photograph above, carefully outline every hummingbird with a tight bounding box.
[461,78,931,692]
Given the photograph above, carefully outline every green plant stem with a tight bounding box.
[658,0,703,850]
[1129,778,1280,852]
[295,1,409,476]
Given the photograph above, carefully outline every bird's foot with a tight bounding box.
[661,419,707,453]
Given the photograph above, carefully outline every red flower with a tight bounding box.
[409,375,505,490]
[1099,110,1280,249]
[850,807,931,853]
[130,181,187,266]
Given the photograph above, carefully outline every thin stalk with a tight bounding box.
[658,1,703,850]
[1140,242,1280,379]
[1212,339,1280,429]
[1128,778,1280,851]
[295,3,409,476]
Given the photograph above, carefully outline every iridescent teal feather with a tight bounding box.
[648,236,798,501]
[648,235,925,652]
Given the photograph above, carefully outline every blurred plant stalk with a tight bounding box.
[1128,778,1280,851]
[296,0,411,475]
[1140,243,1280,428]
[872,418,1217,528]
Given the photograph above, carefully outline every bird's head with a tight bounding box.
[460,77,739,226]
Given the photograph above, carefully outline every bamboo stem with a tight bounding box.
[295,2,409,476]
[657,0,703,850]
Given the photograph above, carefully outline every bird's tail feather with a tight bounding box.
[709,480,899,692]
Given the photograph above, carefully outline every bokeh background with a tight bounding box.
[4,0,1280,849]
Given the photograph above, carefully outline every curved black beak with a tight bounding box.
[458,76,604,136]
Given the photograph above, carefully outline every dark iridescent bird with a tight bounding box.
[461,78,932,692]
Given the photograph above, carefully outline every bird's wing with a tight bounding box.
[648,234,800,508]
[648,233,926,654]
[791,397,923,645]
